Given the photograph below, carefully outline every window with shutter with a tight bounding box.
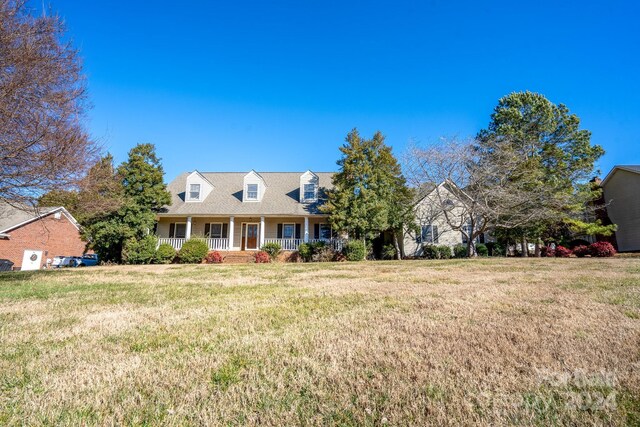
[318,224,331,240]
[174,223,186,238]
[283,223,295,239]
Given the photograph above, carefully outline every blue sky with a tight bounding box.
[45,0,639,181]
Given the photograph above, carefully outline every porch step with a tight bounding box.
[223,251,257,264]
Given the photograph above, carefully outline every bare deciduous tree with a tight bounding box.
[0,0,97,211]
[405,138,565,257]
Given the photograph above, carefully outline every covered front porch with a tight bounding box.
[156,215,340,251]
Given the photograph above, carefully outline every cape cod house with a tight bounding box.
[156,170,338,251]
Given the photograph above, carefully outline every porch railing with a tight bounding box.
[157,238,185,250]
[157,237,229,251]
[206,238,229,250]
[263,238,345,252]
[264,238,302,251]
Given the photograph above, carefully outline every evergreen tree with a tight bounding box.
[475,91,606,253]
[84,144,170,263]
[324,129,414,258]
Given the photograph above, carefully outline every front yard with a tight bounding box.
[1,258,639,425]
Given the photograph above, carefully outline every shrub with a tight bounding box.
[589,241,616,257]
[123,235,157,264]
[485,242,504,257]
[154,243,176,264]
[178,239,209,263]
[312,245,335,262]
[344,240,366,261]
[453,244,467,258]
[298,243,312,262]
[333,251,347,262]
[254,251,270,263]
[437,245,452,259]
[555,245,572,258]
[572,245,590,258]
[475,243,488,257]
[541,245,556,257]
[261,242,281,261]
[205,251,224,264]
[381,244,397,260]
[285,251,302,262]
[422,244,438,259]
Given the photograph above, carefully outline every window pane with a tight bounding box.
[247,184,258,199]
[175,223,186,238]
[189,184,200,200]
[211,223,222,238]
[421,225,433,243]
[304,183,315,200]
[283,224,295,239]
[319,224,331,239]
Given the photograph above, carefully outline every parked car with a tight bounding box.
[58,256,80,268]
[51,256,66,268]
[76,254,99,267]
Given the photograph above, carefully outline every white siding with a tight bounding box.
[299,171,319,202]
[243,171,266,202]
[185,171,213,202]
[402,185,468,257]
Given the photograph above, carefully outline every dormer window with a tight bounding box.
[184,171,213,203]
[303,183,316,201]
[299,170,319,203]
[189,184,201,200]
[247,183,258,200]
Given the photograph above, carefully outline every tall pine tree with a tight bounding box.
[323,129,413,258]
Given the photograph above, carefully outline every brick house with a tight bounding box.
[0,205,86,270]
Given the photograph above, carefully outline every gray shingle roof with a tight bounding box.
[0,204,62,234]
[601,165,640,186]
[160,172,335,216]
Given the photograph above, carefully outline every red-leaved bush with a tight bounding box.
[541,246,556,257]
[572,245,590,258]
[205,251,223,264]
[589,241,616,257]
[555,246,573,257]
[254,251,270,263]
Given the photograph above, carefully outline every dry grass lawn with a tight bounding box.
[1,258,639,426]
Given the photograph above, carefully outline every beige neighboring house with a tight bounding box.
[601,165,640,252]
[402,182,485,257]
[156,170,339,251]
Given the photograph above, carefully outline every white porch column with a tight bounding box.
[304,217,309,242]
[259,216,265,248]
[185,216,192,239]
[228,216,234,251]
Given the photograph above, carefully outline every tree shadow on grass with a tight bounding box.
[0,270,54,283]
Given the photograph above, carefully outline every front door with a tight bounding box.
[246,224,258,250]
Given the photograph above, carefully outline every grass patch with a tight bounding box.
[0,258,638,425]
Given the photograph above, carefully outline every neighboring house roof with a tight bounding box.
[0,204,80,236]
[601,165,640,187]
[160,172,335,216]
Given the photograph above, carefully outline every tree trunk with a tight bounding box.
[520,236,529,257]
[534,240,542,257]
[467,240,477,258]
[392,230,402,260]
